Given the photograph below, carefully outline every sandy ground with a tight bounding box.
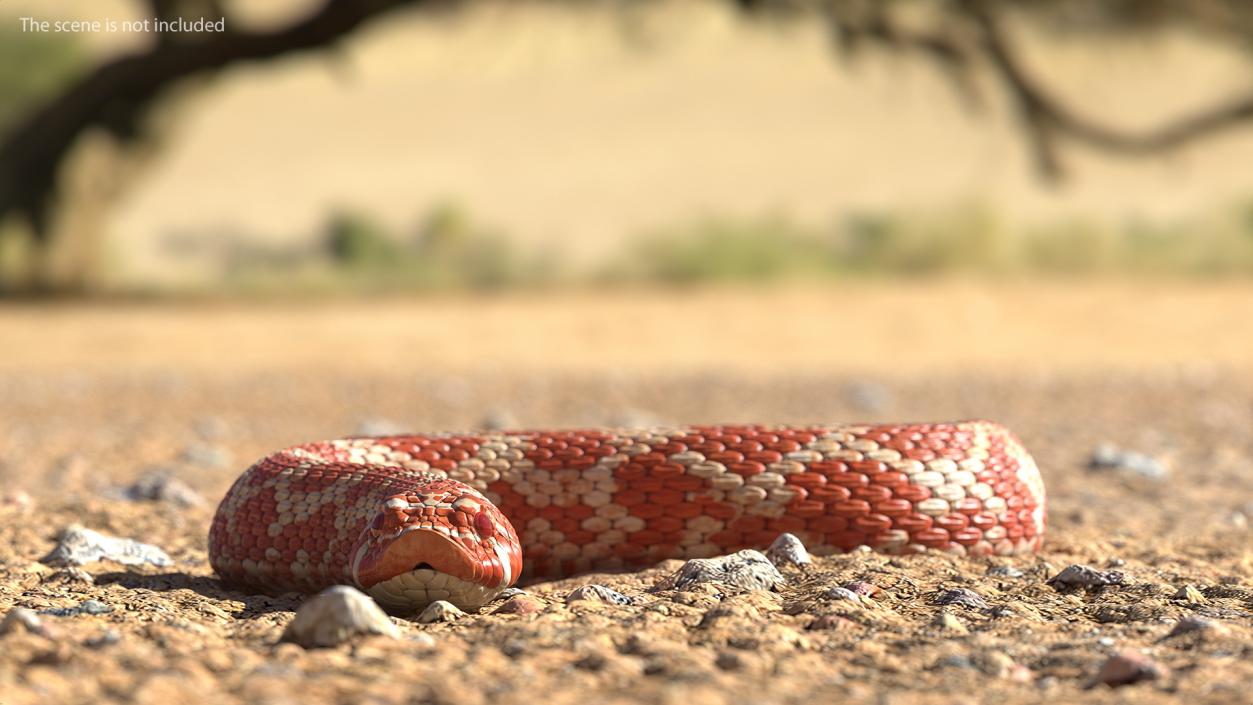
[1,283,1251,704]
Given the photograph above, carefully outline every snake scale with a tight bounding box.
[208,420,1046,610]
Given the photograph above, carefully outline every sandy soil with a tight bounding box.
[1,284,1251,704]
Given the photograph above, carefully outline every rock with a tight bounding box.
[84,630,121,648]
[280,586,400,648]
[0,607,48,636]
[40,600,112,617]
[843,581,879,597]
[986,565,1025,578]
[478,408,518,431]
[608,408,665,428]
[1047,564,1125,592]
[496,587,528,601]
[655,550,784,593]
[934,653,974,670]
[765,533,811,568]
[930,611,968,635]
[41,524,173,568]
[1164,615,1227,639]
[1088,443,1168,480]
[714,651,745,671]
[980,651,1034,682]
[823,587,863,603]
[493,596,544,615]
[1091,650,1168,687]
[355,418,407,436]
[1,489,33,512]
[180,443,233,469]
[118,471,205,507]
[416,600,465,624]
[933,588,989,610]
[566,585,634,606]
[1172,584,1206,605]
[845,381,892,413]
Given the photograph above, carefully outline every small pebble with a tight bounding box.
[933,588,989,610]
[845,381,892,412]
[85,630,121,648]
[656,550,784,593]
[355,418,407,436]
[478,409,518,431]
[1164,615,1226,638]
[118,471,205,507]
[934,654,974,669]
[931,611,968,635]
[0,608,48,636]
[843,581,879,597]
[181,443,232,468]
[1047,564,1125,592]
[40,600,112,617]
[416,600,465,624]
[41,525,173,568]
[765,533,811,568]
[714,651,745,671]
[493,596,544,615]
[823,587,862,603]
[1092,650,1168,687]
[986,565,1025,578]
[566,584,633,606]
[1,490,33,512]
[1088,443,1168,480]
[280,586,400,648]
[496,587,528,601]
[1172,584,1206,605]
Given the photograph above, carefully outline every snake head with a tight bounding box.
[349,480,521,612]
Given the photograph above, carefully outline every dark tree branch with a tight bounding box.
[958,0,1253,176]
[0,0,427,240]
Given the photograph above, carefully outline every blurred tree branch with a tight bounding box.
[0,0,426,291]
[813,0,1253,179]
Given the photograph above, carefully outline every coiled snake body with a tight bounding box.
[209,420,1045,610]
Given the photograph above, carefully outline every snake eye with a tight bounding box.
[474,511,496,538]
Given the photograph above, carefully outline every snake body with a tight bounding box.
[209,420,1045,610]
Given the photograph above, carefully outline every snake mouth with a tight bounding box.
[351,526,513,611]
[353,527,479,587]
[367,566,503,611]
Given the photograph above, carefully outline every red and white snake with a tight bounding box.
[208,421,1045,610]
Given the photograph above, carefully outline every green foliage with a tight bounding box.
[606,217,833,284]
[605,202,1253,285]
[201,198,1253,298]
[325,211,400,266]
[227,202,554,296]
[0,28,86,135]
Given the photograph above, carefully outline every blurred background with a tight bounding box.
[1,0,1251,541]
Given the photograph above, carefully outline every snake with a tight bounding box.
[208,420,1045,611]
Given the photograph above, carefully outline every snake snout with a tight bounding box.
[350,484,523,611]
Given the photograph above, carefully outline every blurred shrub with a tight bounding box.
[604,201,1253,286]
[326,210,401,266]
[605,217,833,284]
[0,29,85,135]
[225,203,554,295]
[212,198,1253,298]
